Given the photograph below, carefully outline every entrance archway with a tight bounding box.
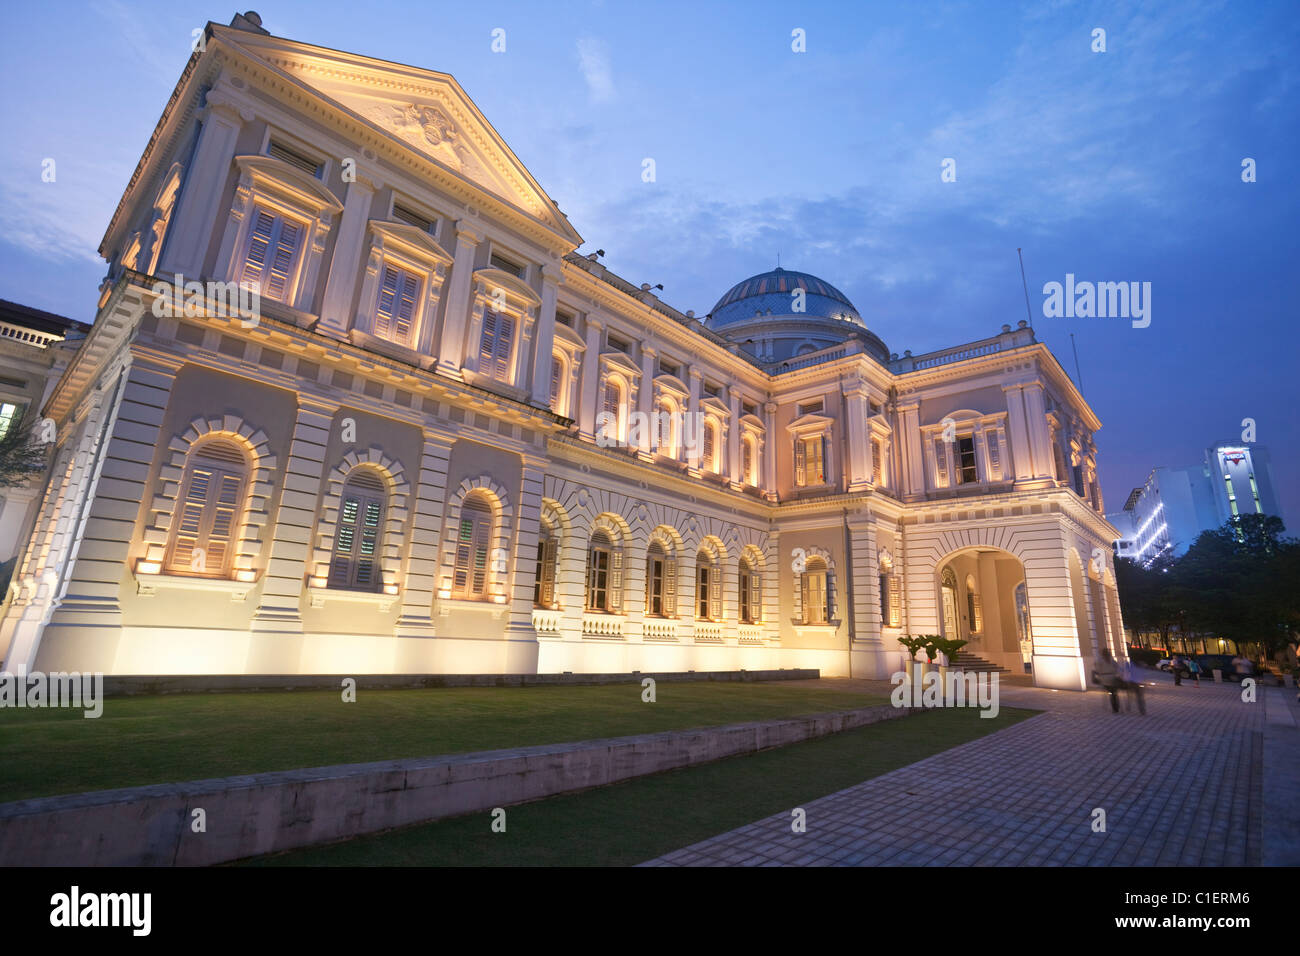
[934,547,1029,672]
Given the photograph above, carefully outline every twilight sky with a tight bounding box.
[1,0,1296,528]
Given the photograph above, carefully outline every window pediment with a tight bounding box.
[473,267,541,310]
[233,154,343,216]
[368,220,453,267]
[787,412,834,436]
[653,372,689,397]
[699,395,730,419]
[552,322,586,351]
[599,350,642,379]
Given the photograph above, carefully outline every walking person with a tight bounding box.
[1172,654,1184,686]
[1120,656,1147,715]
[1095,648,1121,713]
[1188,656,1202,687]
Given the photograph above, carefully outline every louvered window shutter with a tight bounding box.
[494,314,514,380]
[665,556,677,615]
[241,210,276,289]
[540,537,557,607]
[375,266,419,346]
[709,565,721,620]
[168,441,247,576]
[743,441,753,483]
[799,571,810,622]
[549,356,562,407]
[888,574,901,627]
[330,472,386,591]
[972,591,983,631]
[988,432,1001,475]
[824,569,834,623]
[453,497,492,598]
[820,435,828,483]
[935,438,949,486]
[751,567,761,622]
[703,424,714,471]
[608,545,622,611]
[872,439,883,484]
[604,382,619,418]
[794,438,806,486]
[241,209,301,303]
[479,311,497,371]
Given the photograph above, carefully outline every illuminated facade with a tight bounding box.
[0,14,1127,690]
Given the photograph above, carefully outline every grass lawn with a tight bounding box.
[0,681,884,803]
[245,705,1037,866]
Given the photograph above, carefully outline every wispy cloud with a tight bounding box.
[576,36,614,104]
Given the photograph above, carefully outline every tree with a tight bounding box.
[0,419,51,488]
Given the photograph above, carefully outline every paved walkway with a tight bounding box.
[643,672,1299,866]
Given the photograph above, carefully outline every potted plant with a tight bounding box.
[932,636,969,703]
[897,635,929,684]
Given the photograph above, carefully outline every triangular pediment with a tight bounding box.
[211,26,581,245]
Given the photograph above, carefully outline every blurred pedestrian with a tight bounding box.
[1188,656,1202,687]
[1095,648,1121,713]
[1120,656,1147,714]
[1172,654,1184,686]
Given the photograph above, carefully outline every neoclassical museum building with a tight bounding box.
[0,14,1127,690]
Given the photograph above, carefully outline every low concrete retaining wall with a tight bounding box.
[0,702,908,866]
[98,668,821,697]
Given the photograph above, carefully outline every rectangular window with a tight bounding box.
[168,464,244,577]
[373,264,420,347]
[479,310,515,381]
[240,206,303,303]
[697,565,711,619]
[0,402,22,441]
[586,548,610,610]
[330,491,384,591]
[555,309,574,328]
[392,202,434,232]
[739,568,751,623]
[647,557,664,616]
[957,436,978,484]
[798,400,823,416]
[802,570,828,624]
[659,359,680,378]
[795,435,825,486]
[489,252,524,277]
[607,333,631,354]
[268,139,321,176]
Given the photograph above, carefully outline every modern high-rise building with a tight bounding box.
[1108,442,1281,563]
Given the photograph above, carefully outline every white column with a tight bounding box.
[898,402,924,497]
[250,397,336,633]
[395,434,453,636]
[159,90,245,278]
[637,346,656,455]
[686,368,703,471]
[1022,383,1055,480]
[316,174,376,338]
[762,400,778,500]
[577,317,603,439]
[726,387,741,484]
[844,380,871,491]
[435,221,482,377]
[529,265,561,404]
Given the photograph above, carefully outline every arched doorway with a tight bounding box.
[935,548,1029,672]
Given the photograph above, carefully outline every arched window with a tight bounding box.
[479,309,515,382]
[585,530,620,611]
[965,573,983,632]
[452,492,493,599]
[645,541,678,617]
[166,438,249,577]
[696,549,720,620]
[329,469,387,591]
[534,520,557,607]
[801,557,829,624]
[739,557,760,624]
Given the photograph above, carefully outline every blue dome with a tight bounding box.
[707,268,862,328]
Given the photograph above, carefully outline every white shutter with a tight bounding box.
[665,555,677,615]
[549,356,562,408]
[794,438,806,486]
[888,574,901,627]
[240,208,301,303]
[608,544,622,611]
[494,314,514,380]
[479,311,497,372]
